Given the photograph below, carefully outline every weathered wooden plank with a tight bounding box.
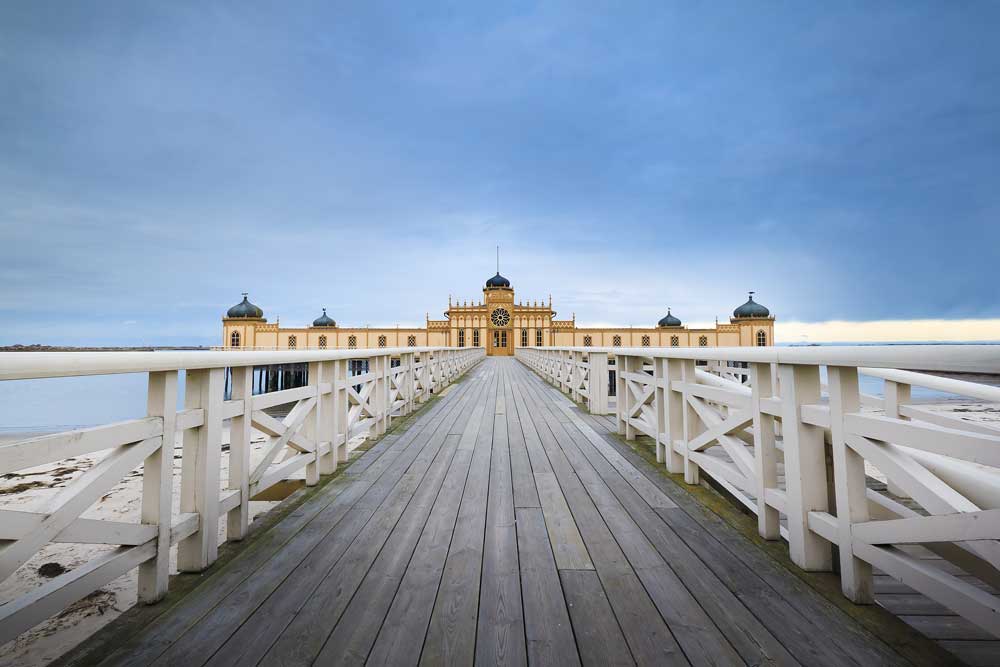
[137,363,487,667]
[509,365,687,665]
[421,366,500,665]
[259,367,490,665]
[534,472,593,571]
[566,405,920,667]
[515,507,580,666]
[559,570,635,667]
[515,366,746,666]
[503,363,541,508]
[476,369,527,666]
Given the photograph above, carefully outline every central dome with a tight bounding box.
[485,272,511,288]
[227,294,264,319]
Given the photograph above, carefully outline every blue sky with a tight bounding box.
[1,2,998,345]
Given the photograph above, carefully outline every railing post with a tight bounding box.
[750,362,780,540]
[653,357,667,464]
[405,351,415,414]
[333,358,349,463]
[226,366,253,541]
[178,367,224,572]
[680,359,700,485]
[663,359,684,474]
[615,354,627,435]
[828,366,874,602]
[779,363,832,571]
[884,380,911,498]
[317,360,338,474]
[375,354,388,436]
[138,370,177,603]
[588,352,609,415]
[303,361,321,486]
[621,355,637,440]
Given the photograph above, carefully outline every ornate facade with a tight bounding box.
[222,273,775,354]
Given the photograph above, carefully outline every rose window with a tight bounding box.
[490,308,511,327]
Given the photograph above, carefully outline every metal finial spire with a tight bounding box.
[496,245,500,274]
[749,291,755,300]
[242,292,248,299]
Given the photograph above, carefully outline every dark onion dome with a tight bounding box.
[733,292,770,319]
[226,293,264,319]
[312,308,336,327]
[485,272,511,288]
[657,308,682,328]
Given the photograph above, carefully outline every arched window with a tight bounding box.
[348,335,357,349]
[458,330,465,347]
[698,336,708,347]
[473,330,480,347]
[230,331,240,348]
[378,335,387,348]
[756,330,767,347]
[670,335,679,347]
[612,335,622,347]
[319,335,327,349]
[408,335,416,347]
[583,335,592,347]
[536,329,543,347]
[641,335,650,347]
[288,335,297,349]
[520,329,528,347]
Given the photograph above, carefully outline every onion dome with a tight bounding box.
[657,308,682,328]
[312,308,336,327]
[733,292,770,319]
[226,293,264,319]
[485,272,511,288]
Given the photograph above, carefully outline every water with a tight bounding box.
[0,343,995,432]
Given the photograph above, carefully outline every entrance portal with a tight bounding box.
[489,329,512,356]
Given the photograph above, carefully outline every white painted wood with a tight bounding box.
[139,370,177,603]
[751,362,780,540]
[780,363,832,571]
[177,367,224,572]
[0,418,162,474]
[226,365,253,541]
[828,366,873,603]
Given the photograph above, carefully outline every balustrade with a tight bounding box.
[0,346,484,643]
[516,344,1000,638]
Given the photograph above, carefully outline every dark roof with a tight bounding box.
[485,272,511,288]
[733,292,770,319]
[312,308,336,327]
[226,294,264,319]
[657,308,682,327]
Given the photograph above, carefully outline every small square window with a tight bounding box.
[641,335,650,347]
[612,335,622,347]
[583,335,592,347]
[378,335,387,348]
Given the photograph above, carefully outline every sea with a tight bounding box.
[0,342,997,434]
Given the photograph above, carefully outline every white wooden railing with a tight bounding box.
[0,346,483,643]
[517,345,1000,638]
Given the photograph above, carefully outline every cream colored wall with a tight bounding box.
[223,292,774,350]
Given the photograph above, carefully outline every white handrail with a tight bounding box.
[516,345,1000,638]
[0,347,469,380]
[531,344,1000,373]
[0,346,485,644]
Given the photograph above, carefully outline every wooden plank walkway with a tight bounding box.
[71,358,953,666]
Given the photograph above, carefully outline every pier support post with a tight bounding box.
[780,363,833,571]
[751,362,780,540]
[829,366,874,602]
[178,367,224,572]
[226,365,253,541]
[139,370,177,603]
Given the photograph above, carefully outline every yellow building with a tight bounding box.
[222,273,775,354]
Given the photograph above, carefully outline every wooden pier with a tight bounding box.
[59,359,971,666]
